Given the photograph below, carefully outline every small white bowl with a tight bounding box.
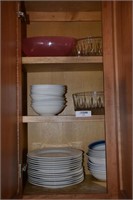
[88,150,105,158]
[31,87,65,91]
[88,156,106,164]
[31,100,66,106]
[88,164,106,171]
[31,89,66,96]
[31,84,66,89]
[88,140,105,150]
[32,99,66,103]
[31,104,66,115]
[30,94,65,101]
[91,171,106,181]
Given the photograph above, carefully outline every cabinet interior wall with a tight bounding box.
[26,15,105,164]
[27,21,102,38]
[27,70,105,174]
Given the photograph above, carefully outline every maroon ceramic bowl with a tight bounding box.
[22,36,77,57]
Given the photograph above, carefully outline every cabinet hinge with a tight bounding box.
[17,11,27,22]
[19,164,22,178]
[19,163,27,178]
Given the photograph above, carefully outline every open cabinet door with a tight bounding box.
[113,1,132,199]
[1,1,22,198]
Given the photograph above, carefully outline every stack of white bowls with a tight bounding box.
[30,84,67,115]
[87,140,106,181]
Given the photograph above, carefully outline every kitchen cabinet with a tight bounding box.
[1,1,132,199]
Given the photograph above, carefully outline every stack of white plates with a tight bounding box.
[30,84,67,115]
[87,140,106,181]
[27,147,84,188]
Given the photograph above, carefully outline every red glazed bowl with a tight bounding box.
[22,36,77,57]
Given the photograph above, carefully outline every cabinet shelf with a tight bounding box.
[22,115,104,123]
[23,175,106,199]
[22,56,103,72]
[22,56,103,64]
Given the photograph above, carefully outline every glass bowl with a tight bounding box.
[72,91,104,115]
[74,37,103,56]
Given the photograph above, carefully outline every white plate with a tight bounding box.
[28,164,83,173]
[28,164,82,171]
[28,169,83,181]
[28,167,83,176]
[28,174,84,188]
[27,158,82,165]
[27,156,82,165]
[28,173,84,184]
[27,157,82,166]
[27,147,83,160]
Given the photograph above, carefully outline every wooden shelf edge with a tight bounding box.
[22,56,103,64]
[22,115,104,123]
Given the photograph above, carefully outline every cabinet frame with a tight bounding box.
[18,1,120,199]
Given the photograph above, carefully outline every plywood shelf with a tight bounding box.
[22,115,104,123]
[23,175,106,199]
[22,56,103,64]
[22,56,103,72]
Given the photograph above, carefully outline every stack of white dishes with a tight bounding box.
[87,140,106,181]
[27,147,84,188]
[30,84,67,115]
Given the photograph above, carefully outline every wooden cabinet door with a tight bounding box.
[1,1,21,198]
[113,1,132,199]
[102,1,132,198]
